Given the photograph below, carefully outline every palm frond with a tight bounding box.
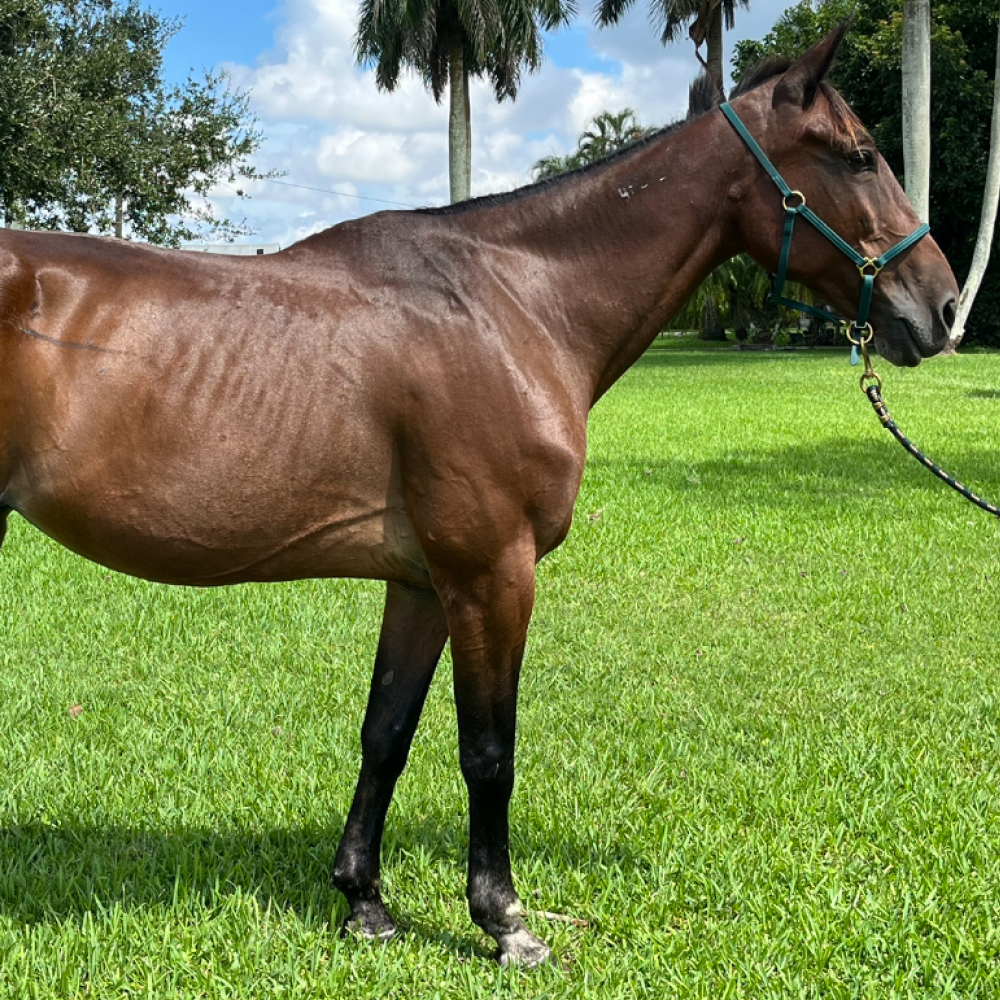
[593,0,637,29]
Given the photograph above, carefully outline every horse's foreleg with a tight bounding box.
[439,549,551,967]
[333,581,448,939]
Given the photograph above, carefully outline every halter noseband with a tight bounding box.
[719,102,930,364]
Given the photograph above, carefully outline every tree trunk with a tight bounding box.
[947,24,1000,351]
[699,296,726,340]
[902,0,931,222]
[706,6,724,99]
[115,195,124,239]
[448,42,471,204]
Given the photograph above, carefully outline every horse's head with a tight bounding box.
[727,25,958,366]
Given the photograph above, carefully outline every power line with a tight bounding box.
[258,177,421,209]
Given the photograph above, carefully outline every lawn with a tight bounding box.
[1,345,999,998]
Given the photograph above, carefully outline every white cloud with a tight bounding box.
[566,70,631,133]
[210,0,792,246]
[317,130,417,182]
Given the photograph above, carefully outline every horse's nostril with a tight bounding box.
[942,296,957,330]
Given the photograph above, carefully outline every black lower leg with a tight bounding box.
[453,615,552,966]
[463,735,520,936]
[333,582,448,938]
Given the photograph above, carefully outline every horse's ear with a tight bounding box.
[772,21,851,110]
[688,72,723,118]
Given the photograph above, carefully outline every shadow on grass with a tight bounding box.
[636,347,848,369]
[589,436,1000,509]
[0,812,638,949]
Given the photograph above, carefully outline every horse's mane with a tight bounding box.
[729,57,795,99]
[416,45,865,217]
[415,114,697,217]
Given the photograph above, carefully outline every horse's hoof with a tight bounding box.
[497,928,552,968]
[342,902,397,942]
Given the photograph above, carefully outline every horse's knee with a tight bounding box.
[360,717,414,778]
[459,739,514,792]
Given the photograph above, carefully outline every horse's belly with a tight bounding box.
[11,483,429,587]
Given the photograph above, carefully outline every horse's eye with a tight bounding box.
[847,149,876,173]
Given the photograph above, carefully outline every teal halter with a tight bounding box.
[719,102,930,365]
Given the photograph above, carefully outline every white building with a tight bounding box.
[182,243,281,256]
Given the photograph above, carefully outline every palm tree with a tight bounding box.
[595,0,749,95]
[902,0,931,221]
[532,108,653,180]
[947,21,1000,350]
[532,151,579,181]
[356,0,573,203]
[577,109,649,160]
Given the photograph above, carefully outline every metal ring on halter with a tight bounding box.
[781,190,806,212]
[845,322,874,346]
[859,369,882,393]
[859,257,883,278]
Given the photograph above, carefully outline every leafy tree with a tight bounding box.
[734,0,1000,345]
[356,0,573,203]
[531,108,652,180]
[0,0,267,245]
[577,108,650,161]
[596,0,750,94]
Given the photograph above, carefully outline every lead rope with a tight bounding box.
[851,329,1000,518]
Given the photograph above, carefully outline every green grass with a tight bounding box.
[2,345,1000,997]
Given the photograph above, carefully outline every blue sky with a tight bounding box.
[155,0,281,83]
[153,0,797,246]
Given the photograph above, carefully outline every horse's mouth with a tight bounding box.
[874,317,925,368]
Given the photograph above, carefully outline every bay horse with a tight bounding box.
[0,27,957,965]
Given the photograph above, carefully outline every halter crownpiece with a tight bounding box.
[719,102,930,365]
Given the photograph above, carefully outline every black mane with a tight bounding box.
[415,60,795,217]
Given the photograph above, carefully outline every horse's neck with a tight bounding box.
[468,110,740,403]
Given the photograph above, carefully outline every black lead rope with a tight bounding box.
[858,342,1000,518]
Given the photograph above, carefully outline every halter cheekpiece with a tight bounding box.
[719,102,930,366]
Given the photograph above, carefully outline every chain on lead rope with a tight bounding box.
[847,325,1000,519]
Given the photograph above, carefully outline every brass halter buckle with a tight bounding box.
[858,257,883,278]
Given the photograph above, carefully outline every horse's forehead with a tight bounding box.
[771,93,873,158]
[810,84,874,151]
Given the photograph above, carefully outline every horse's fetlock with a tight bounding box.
[468,879,520,931]
[332,850,377,898]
